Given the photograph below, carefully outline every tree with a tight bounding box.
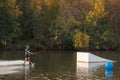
[0,0,21,47]
[18,0,38,41]
[33,0,60,48]
[73,30,89,50]
[83,0,112,50]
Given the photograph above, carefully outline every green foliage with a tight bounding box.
[73,30,89,49]
[18,0,36,40]
[0,0,21,47]
[0,0,119,50]
[31,0,60,48]
[60,31,73,49]
[83,0,112,50]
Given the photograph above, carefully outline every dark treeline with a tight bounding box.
[0,0,120,50]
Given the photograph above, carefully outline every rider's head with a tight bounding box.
[26,45,30,49]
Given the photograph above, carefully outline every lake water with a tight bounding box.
[0,51,120,80]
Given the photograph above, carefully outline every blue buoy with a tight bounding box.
[105,62,113,70]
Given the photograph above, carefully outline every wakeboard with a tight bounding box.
[23,62,35,67]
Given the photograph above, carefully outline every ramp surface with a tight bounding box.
[77,52,113,62]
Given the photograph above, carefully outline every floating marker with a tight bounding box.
[106,62,113,70]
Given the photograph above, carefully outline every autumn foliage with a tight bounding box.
[0,0,119,50]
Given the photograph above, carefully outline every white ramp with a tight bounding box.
[76,52,114,79]
[77,52,113,62]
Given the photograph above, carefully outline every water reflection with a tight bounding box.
[105,70,113,80]
[25,66,31,80]
[0,60,24,75]
[77,62,105,79]
[0,65,23,75]
[0,60,35,80]
[24,63,35,80]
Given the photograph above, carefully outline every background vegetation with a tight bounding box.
[0,0,120,50]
